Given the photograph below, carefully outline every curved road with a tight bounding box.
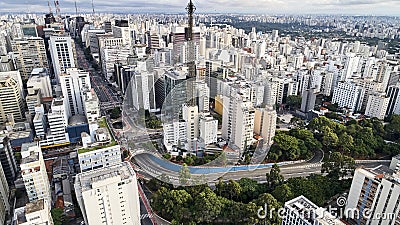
[133,152,390,185]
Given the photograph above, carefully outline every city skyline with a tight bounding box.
[0,0,400,16]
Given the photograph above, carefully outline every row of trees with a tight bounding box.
[268,115,400,161]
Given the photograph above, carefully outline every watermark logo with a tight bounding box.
[336,196,347,207]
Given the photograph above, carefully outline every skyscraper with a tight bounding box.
[49,36,77,83]
[345,166,400,225]
[0,136,18,185]
[254,106,277,146]
[20,143,51,208]
[365,92,390,120]
[59,68,91,117]
[11,37,48,80]
[74,162,141,225]
[222,94,255,153]
[0,161,9,225]
[39,97,70,147]
[0,76,24,123]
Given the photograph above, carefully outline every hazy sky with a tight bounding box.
[0,0,399,15]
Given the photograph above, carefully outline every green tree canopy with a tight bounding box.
[322,152,356,179]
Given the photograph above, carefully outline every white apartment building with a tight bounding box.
[129,61,157,112]
[26,90,41,116]
[163,120,187,150]
[33,112,46,139]
[345,166,400,225]
[100,46,131,80]
[20,143,51,208]
[183,105,199,150]
[354,78,384,111]
[0,70,24,97]
[11,37,48,79]
[27,68,52,98]
[222,94,255,153]
[365,92,390,120]
[254,106,277,146]
[75,162,141,225]
[13,199,53,225]
[196,82,210,112]
[332,81,364,112]
[283,196,345,225]
[78,145,122,173]
[60,68,91,117]
[270,77,298,104]
[112,26,132,47]
[39,97,70,147]
[83,88,100,123]
[0,76,24,123]
[199,114,218,145]
[49,36,77,83]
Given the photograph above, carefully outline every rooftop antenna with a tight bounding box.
[74,0,78,16]
[92,0,95,14]
[186,0,196,106]
[54,0,61,20]
[47,0,53,14]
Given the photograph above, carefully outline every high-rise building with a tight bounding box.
[78,145,122,173]
[332,81,364,112]
[0,55,15,72]
[163,121,187,150]
[0,162,10,225]
[0,76,25,123]
[386,84,400,116]
[365,92,390,120]
[300,86,318,113]
[283,196,345,225]
[0,136,17,185]
[20,143,51,208]
[13,199,54,225]
[49,36,77,82]
[0,70,24,100]
[60,68,91,117]
[126,60,157,112]
[83,88,100,123]
[74,162,141,225]
[199,114,218,145]
[183,105,199,150]
[345,166,400,225]
[222,94,255,153]
[171,26,200,64]
[100,46,131,80]
[33,110,47,140]
[27,68,52,99]
[11,37,48,80]
[254,106,277,146]
[164,69,187,119]
[39,97,70,147]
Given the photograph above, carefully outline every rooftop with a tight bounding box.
[25,199,44,214]
[21,151,39,164]
[76,162,135,192]
[68,114,88,126]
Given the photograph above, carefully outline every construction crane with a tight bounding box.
[186,0,196,106]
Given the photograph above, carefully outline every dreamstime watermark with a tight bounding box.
[257,197,396,222]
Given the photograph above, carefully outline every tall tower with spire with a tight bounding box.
[186,0,197,106]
